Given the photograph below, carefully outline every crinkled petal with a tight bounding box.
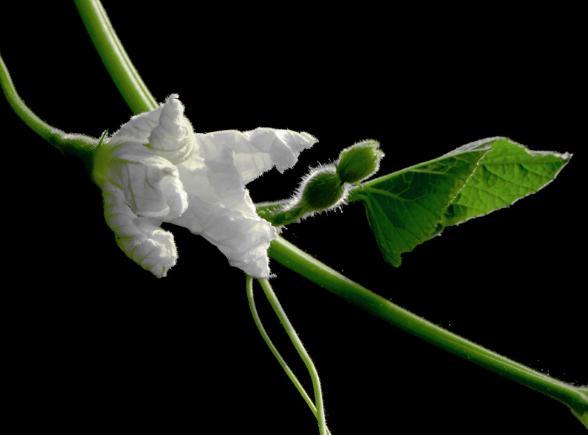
[147,94,197,164]
[111,94,197,165]
[105,148,188,219]
[102,182,178,278]
[112,107,163,144]
[170,187,277,277]
[169,155,278,277]
[199,127,317,185]
[169,127,316,277]
[95,144,188,278]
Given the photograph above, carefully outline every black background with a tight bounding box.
[1,2,586,434]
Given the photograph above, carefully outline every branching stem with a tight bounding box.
[245,276,317,414]
[257,278,330,435]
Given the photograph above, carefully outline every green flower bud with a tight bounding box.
[261,141,382,227]
[300,168,345,211]
[336,140,384,183]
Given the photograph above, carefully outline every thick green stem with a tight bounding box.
[574,388,588,428]
[258,278,329,435]
[74,0,157,114]
[574,408,588,430]
[0,52,97,161]
[269,236,588,415]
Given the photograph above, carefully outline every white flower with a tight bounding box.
[92,94,316,278]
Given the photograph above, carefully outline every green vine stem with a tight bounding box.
[65,0,588,426]
[75,0,157,114]
[0,53,97,162]
[254,278,330,435]
[269,237,588,417]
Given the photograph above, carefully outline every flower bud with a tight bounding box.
[336,140,384,183]
[261,141,381,226]
[300,168,345,211]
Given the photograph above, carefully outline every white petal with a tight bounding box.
[170,191,277,277]
[200,128,317,184]
[112,107,162,144]
[147,94,197,164]
[169,158,274,277]
[169,127,315,277]
[105,147,188,219]
[95,145,188,278]
[111,94,197,165]
[102,183,178,278]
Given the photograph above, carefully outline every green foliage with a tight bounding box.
[350,137,571,267]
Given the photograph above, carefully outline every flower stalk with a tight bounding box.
[0,53,97,163]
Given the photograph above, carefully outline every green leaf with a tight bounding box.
[349,137,571,267]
